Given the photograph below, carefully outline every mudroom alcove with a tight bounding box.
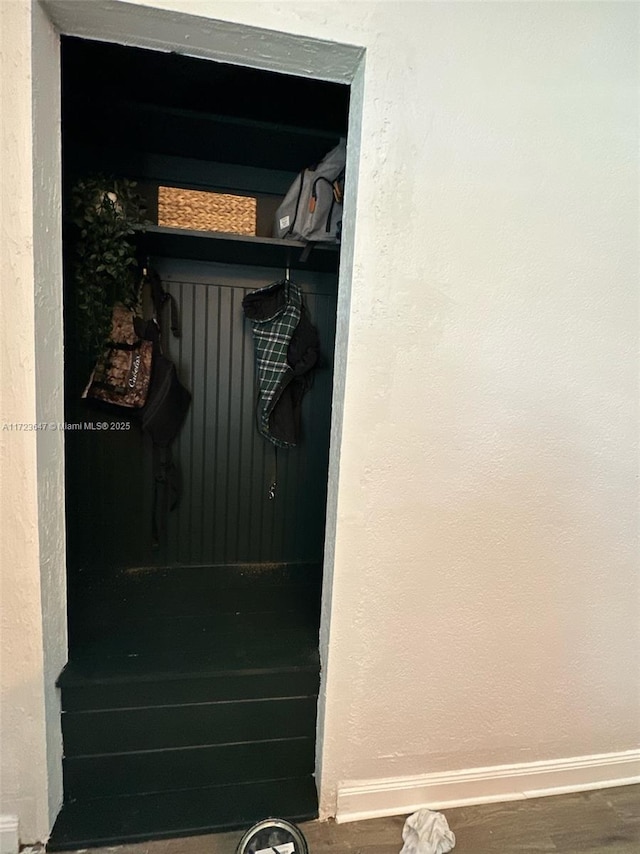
[50,36,350,850]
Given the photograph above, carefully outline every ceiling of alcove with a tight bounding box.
[62,36,350,132]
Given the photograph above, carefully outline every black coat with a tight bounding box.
[269,303,319,446]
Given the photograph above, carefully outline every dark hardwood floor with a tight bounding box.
[64,785,639,853]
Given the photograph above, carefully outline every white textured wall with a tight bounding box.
[31,0,66,827]
[1,0,51,843]
[123,0,639,811]
[323,0,640,786]
[3,0,639,837]
[1,1,65,842]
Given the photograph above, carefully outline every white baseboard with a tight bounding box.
[0,816,19,854]
[336,749,640,823]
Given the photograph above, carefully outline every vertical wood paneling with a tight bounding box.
[237,289,258,562]
[214,286,231,562]
[225,288,243,562]
[187,284,207,564]
[202,288,221,564]
[176,281,194,565]
[66,257,337,572]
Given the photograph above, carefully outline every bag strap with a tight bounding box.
[151,444,180,548]
[141,266,181,338]
[138,267,185,547]
[268,445,278,500]
[105,340,143,352]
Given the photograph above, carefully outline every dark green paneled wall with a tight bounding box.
[64,258,337,574]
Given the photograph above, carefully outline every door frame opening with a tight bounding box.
[37,0,365,826]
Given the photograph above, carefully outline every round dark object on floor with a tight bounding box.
[235,818,309,854]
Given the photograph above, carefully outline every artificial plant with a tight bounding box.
[70,175,146,359]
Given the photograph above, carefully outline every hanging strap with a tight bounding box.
[141,266,181,339]
[299,242,314,263]
[268,444,278,500]
[142,266,184,547]
[151,444,180,548]
[158,290,180,338]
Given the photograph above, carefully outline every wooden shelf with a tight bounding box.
[136,224,340,274]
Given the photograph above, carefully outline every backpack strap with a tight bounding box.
[151,444,180,549]
[139,267,188,548]
[140,266,181,339]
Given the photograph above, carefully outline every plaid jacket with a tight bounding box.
[242,280,302,448]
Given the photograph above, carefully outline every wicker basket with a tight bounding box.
[158,187,256,235]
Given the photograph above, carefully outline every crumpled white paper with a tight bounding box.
[399,808,456,854]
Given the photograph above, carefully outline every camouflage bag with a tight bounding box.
[82,302,153,408]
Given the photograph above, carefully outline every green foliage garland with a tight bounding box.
[71,176,146,358]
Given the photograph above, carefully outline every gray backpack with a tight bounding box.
[274,139,346,243]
